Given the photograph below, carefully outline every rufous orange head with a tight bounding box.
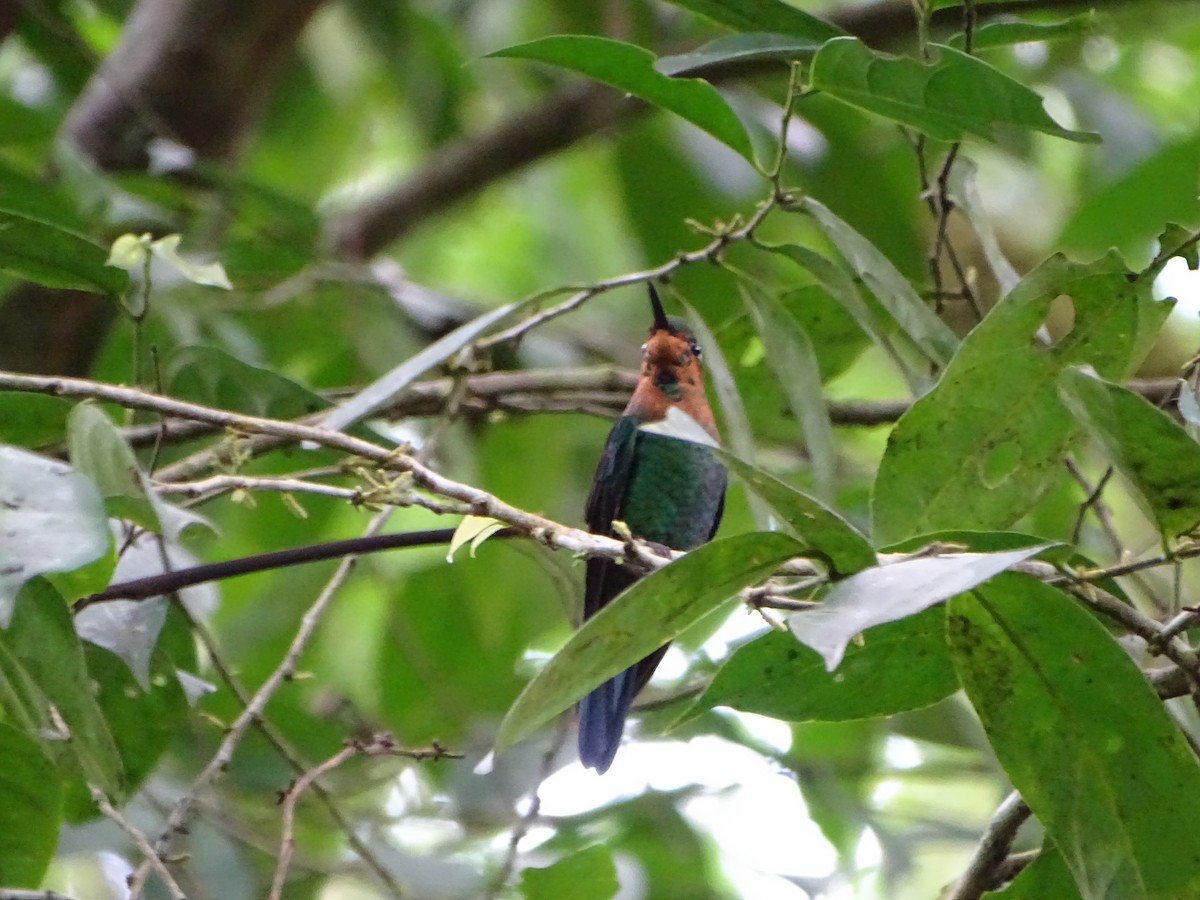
[625,285,718,437]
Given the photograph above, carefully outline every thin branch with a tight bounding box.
[89,784,187,900]
[140,508,394,891]
[0,893,78,900]
[947,791,1031,900]
[485,717,570,899]
[177,604,405,896]
[269,734,461,900]
[473,196,782,353]
[1066,460,1119,553]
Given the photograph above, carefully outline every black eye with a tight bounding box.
[690,341,702,357]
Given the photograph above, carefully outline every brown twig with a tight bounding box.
[946,791,1031,900]
[269,734,461,900]
[90,784,187,900]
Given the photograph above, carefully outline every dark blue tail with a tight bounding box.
[578,668,638,773]
[578,646,671,773]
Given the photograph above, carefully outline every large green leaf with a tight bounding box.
[168,345,329,419]
[495,532,804,752]
[947,13,1095,51]
[488,36,756,166]
[5,580,125,820]
[801,199,960,368]
[0,447,109,626]
[810,38,1099,144]
[948,574,1200,898]
[873,253,1171,544]
[694,606,957,722]
[661,0,844,41]
[1057,132,1200,263]
[715,450,875,575]
[1059,368,1200,539]
[0,210,128,297]
[789,544,1047,669]
[519,845,619,900]
[0,722,61,887]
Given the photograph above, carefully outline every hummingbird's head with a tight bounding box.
[628,285,717,437]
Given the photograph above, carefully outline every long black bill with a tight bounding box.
[648,283,671,332]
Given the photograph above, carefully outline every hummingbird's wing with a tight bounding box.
[583,415,639,620]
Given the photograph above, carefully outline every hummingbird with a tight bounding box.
[578,284,727,773]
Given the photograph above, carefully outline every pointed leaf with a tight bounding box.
[801,198,960,367]
[949,574,1200,898]
[67,403,160,532]
[488,36,755,165]
[0,447,109,627]
[5,580,125,820]
[656,33,820,78]
[0,722,61,887]
[789,544,1049,669]
[873,253,1172,544]
[810,38,1099,144]
[661,0,844,41]
[447,515,505,562]
[322,302,516,433]
[150,234,232,289]
[495,532,803,751]
[1059,368,1200,538]
[715,450,875,575]
[742,284,837,500]
[168,345,330,419]
[0,210,129,298]
[947,13,1095,51]
[695,606,957,722]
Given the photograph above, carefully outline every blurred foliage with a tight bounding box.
[2,1,1200,898]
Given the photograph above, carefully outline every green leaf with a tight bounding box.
[67,403,160,533]
[1057,133,1200,264]
[873,253,1172,544]
[801,199,960,368]
[519,845,619,900]
[0,210,129,298]
[694,606,957,722]
[660,0,844,41]
[495,532,804,752]
[947,13,1095,51]
[948,574,1200,898]
[1059,368,1200,538]
[655,33,821,78]
[322,301,517,432]
[0,447,109,626]
[0,722,61,887]
[715,450,875,575]
[5,580,126,820]
[810,38,1099,144]
[167,345,330,419]
[790,543,1049,669]
[85,644,188,796]
[488,36,756,166]
[741,284,836,499]
[985,843,1077,898]
[0,391,72,452]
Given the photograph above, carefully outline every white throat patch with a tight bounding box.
[638,406,719,448]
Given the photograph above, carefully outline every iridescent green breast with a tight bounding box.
[619,430,726,550]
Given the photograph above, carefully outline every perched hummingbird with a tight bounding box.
[578,285,727,773]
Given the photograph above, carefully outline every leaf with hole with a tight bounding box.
[873,253,1172,544]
